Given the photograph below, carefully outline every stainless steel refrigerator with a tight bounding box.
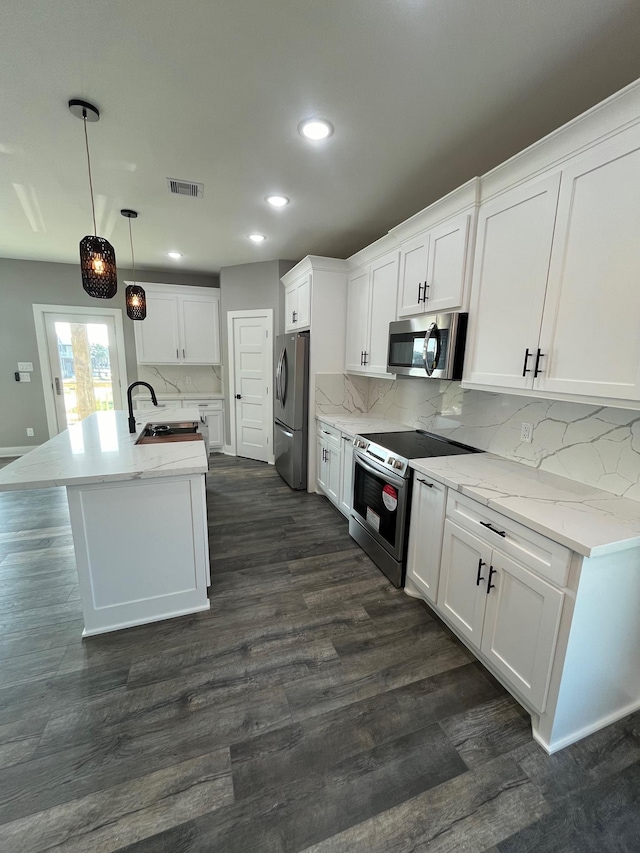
[274,331,309,490]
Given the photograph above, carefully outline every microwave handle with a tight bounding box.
[422,322,441,376]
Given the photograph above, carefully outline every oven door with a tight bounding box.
[352,451,408,560]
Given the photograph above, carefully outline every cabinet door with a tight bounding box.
[205,410,224,448]
[180,295,221,364]
[465,174,561,390]
[481,550,563,713]
[437,520,491,648]
[368,252,399,374]
[326,444,341,506]
[397,232,430,318]
[426,213,471,313]
[134,294,180,364]
[536,125,640,403]
[316,437,328,493]
[339,435,354,517]
[345,268,371,373]
[406,476,446,605]
[285,285,298,332]
[295,274,312,330]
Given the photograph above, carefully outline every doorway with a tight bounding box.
[34,305,128,436]
[227,310,273,463]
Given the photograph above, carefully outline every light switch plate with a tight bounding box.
[18,362,34,372]
[19,372,31,382]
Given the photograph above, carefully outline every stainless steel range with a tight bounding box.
[350,430,482,588]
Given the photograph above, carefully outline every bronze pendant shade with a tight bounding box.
[121,209,146,320]
[69,99,118,299]
[79,235,118,299]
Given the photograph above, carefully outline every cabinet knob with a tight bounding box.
[235,394,242,399]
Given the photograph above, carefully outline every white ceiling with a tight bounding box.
[1,0,640,274]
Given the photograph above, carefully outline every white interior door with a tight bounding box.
[232,313,271,462]
[42,311,124,433]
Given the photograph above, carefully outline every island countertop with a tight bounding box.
[410,452,640,558]
[0,407,208,491]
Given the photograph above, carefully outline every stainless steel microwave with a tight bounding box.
[387,312,468,379]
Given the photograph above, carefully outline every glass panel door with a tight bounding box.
[44,312,123,433]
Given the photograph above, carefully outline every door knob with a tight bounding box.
[235,394,242,399]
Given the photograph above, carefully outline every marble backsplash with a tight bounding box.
[315,372,640,501]
[137,365,223,395]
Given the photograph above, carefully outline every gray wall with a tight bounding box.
[0,257,218,449]
[220,259,296,441]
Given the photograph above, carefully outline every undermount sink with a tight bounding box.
[135,421,203,445]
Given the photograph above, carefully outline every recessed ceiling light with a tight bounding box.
[266,195,289,208]
[248,233,266,243]
[298,119,333,141]
[167,251,182,259]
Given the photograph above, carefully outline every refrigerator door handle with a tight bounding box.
[275,347,285,402]
[281,348,289,406]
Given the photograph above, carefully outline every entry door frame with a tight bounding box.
[226,309,274,463]
[33,304,129,438]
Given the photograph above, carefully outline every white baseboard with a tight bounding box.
[223,445,235,456]
[0,446,37,457]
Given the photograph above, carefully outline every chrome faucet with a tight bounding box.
[127,381,159,433]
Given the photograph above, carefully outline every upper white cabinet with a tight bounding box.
[391,181,479,319]
[464,88,640,408]
[397,212,473,318]
[464,174,561,391]
[133,284,221,365]
[284,272,311,332]
[345,250,399,377]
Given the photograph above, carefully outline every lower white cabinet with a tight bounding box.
[339,434,354,517]
[437,517,563,712]
[405,475,446,604]
[183,400,225,450]
[317,436,341,505]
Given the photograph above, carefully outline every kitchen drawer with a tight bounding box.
[446,491,571,588]
[182,399,223,411]
[316,421,341,448]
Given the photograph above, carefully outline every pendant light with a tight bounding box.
[121,210,146,320]
[69,99,118,298]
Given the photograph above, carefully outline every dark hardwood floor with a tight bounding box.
[0,454,639,851]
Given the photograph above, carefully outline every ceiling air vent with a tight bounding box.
[166,178,204,198]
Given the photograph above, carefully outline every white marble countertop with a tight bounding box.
[410,452,640,558]
[0,407,208,492]
[315,413,409,437]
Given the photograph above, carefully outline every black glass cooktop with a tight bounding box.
[360,430,482,460]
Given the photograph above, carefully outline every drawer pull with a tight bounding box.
[476,558,485,586]
[486,565,497,594]
[417,478,434,488]
[480,521,506,537]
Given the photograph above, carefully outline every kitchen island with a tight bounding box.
[0,407,210,636]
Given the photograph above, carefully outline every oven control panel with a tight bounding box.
[353,436,408,477]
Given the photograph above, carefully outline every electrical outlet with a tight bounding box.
[521,422,533,443]
[26,428,34,437]
[18,362,34,372]
[185,376,192,385]
[19,372,31,382]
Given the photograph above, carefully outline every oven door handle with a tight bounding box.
[354,453,406,489]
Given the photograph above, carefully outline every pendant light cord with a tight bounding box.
[83,113,98,236]
[128,217,136,284]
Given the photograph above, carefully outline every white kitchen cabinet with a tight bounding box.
[464,174,561,391]
[437,515,564,714]
[535,124,640,402]
[134,292,181,364]
[481,549,564,712]
[317,434,341,506]
[345,252,399,377]
[405,474,446,604]
[437,520,492,648]
[134,284,221,366]
[285,273,312,332]
[396,211,473,319]
[183,399,225,449]
[338,433,354,517]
